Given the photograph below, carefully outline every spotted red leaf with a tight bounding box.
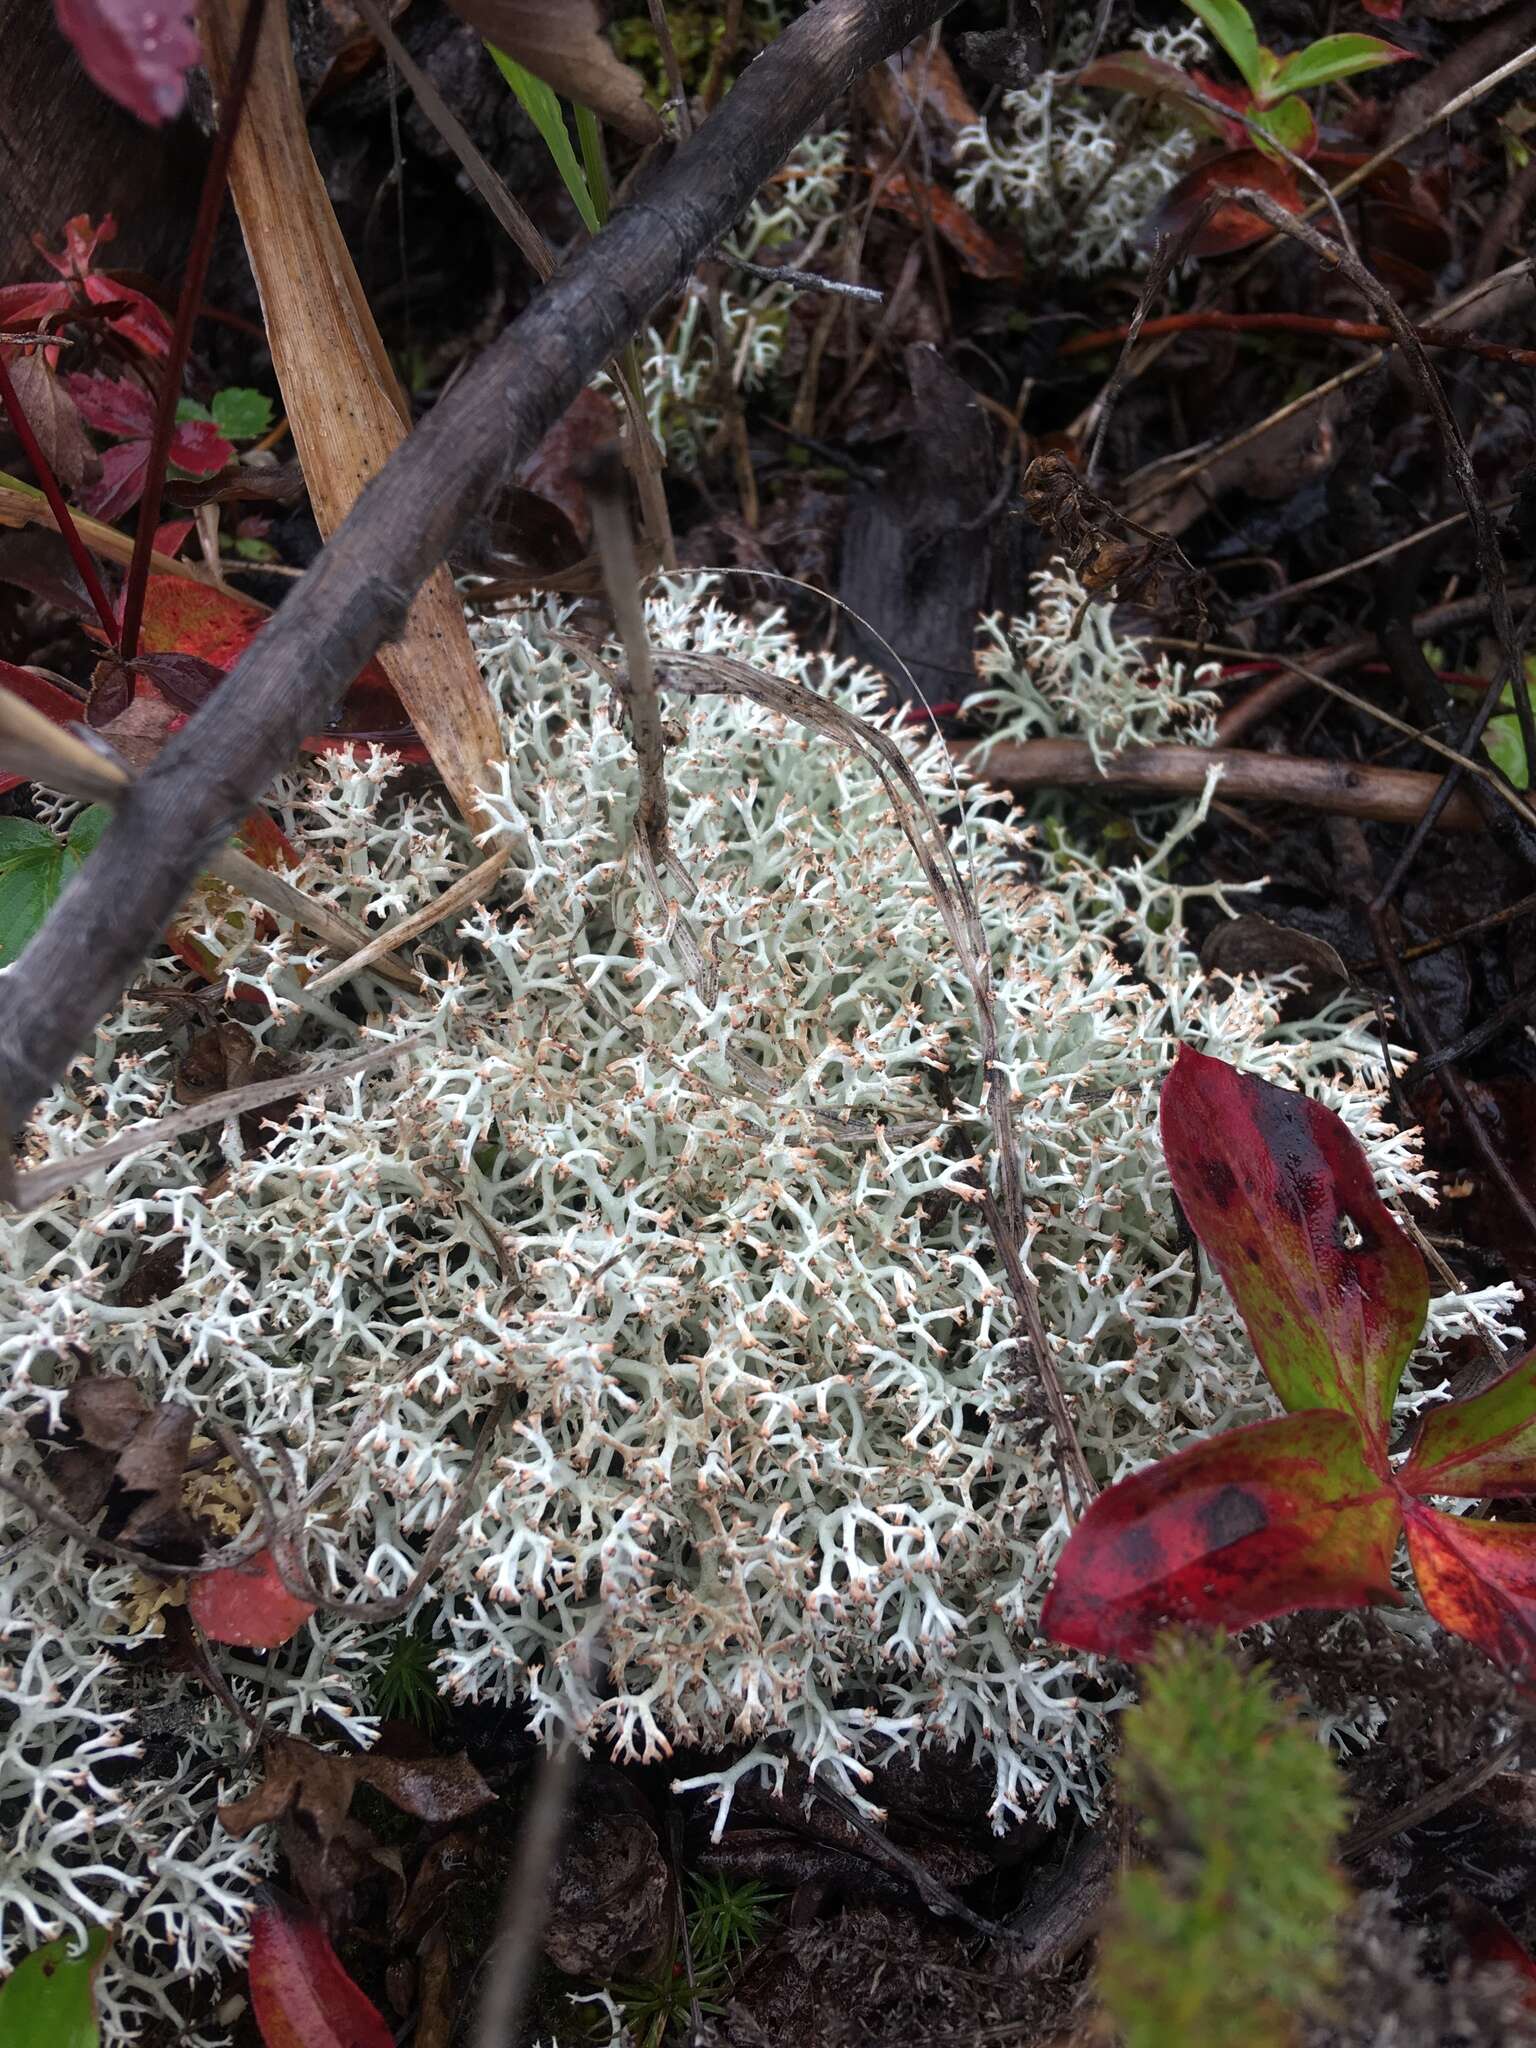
[189,1547,316,1649]
[51,0,200,126]
[1404,1504,1536,1681]
[248,1894,394,2048]
[1041,1410,1402,1660]
[1400,1348,1536,1499]
[1157,148,1304,255]
[1160,1045,1428,1443]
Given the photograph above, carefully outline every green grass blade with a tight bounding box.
[488,47,600,234]
[573,103,611,227]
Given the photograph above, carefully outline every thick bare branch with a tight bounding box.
[0,0,959,1128]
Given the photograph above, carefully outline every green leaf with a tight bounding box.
[0,819,66,968]
[175,395,214,424]
[67,805,110,858]
[488,46,600,234]
[1269,33,1412,97]
[210,387,274,441]
[1182,0,1266,98]
[0,808,112,967]
[1486,712,1527,789]
[0,1929,109,2047]
[1401,1346,1536,1498]
[1249,93,1315,156]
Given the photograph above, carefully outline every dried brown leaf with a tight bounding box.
[6,352,100,496]
[443,0,661,143]
[220,1735,495,1933]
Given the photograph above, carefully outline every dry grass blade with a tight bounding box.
[306,844,511,993]
[5,1037,423,1211]
[0,480,255,596]
[201,0,506,836]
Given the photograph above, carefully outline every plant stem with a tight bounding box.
[118,0,268,663]
[0,353,119,642]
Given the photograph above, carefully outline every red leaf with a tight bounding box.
[1160,1046,1428,1444]
[189,1547,316,1649]
[78,438,151,521]
[51,0,200,126]
[129,575,433,765]
[169,417,235,477]
[1078,51,1247,145]
[79,273,174,358]
[67,369,153,436]
[248,1895,394,2048]
[1404,1504,1536,1680]
[1455,1901,1536,2004]
[1400,1347,1536,1499]
[1041,1410,1402,1660]
[1360,0,1405,18]
[1157,149,1304,256]
[875,169,1027,282]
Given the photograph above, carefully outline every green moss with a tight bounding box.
[1100,1633,1349,2048]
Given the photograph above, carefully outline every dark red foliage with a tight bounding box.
[1160,1045,1427,1442]
[51,0,200,127]
[1157,149,1305,256]
[1040,1411,1401,1659]
[248,1894,394,2048]
[0,217,171,359]
[67,371,232,520]
[1046,1050,1536,1684]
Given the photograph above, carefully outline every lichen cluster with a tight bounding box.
[955,24,1209,276]
[0,572,1514,2037]
[638,128,847,465]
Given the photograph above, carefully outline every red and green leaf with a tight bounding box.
[1160,1046,1428,1442]
[0,1927,109,2047]
[1404,1504,1536,1680]
[1400,1348,1536,1500]
[1267,32,1414,98]
[189,1546,316,1650]
[248,1894,393,2048]
[1041,1410,1402,1660]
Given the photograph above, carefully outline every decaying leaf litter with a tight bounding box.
[6,0,1536,2042]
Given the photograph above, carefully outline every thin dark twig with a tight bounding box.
[1234,189,1536,897]
[724,252,884,302]
[1084,201,1215,486]
[353,0,552,281]
[1416,980,1536,1074]
[474,1742,579,2048]
[1345,1735,1520,1862]
[0,353,119,640]
[1366,902,1536,1244]
[119,0,268,662]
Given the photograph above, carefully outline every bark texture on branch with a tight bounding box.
[0,0,957,1128]
[968,739,1485,831]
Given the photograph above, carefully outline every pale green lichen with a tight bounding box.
[0,572,1515,2038]
[955,24,1210,277]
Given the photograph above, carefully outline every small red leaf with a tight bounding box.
[1157,149,1304,255]
[1161,1046,1428,1443]
[51,0,200,126]
[248,1895,394,2048]
[1042,1410,1402,1660]
[78,438,152,521]
[1455,1900,1536,2004]
[169,417,235,477]
[1360,0,1404,15]
[1404,1505,1536,1681]
[189,1547,316,1649]
[875,169,1027,282]
[66,368,151,437]
[1400,1347,1536,1500]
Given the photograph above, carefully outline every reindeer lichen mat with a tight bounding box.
[0,575,1514,2035]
